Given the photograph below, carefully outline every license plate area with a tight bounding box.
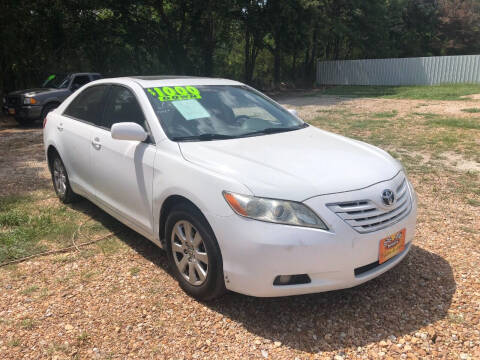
[379,229,405,264]
[8,108,15,115]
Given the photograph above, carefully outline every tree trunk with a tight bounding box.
[244,29,251,83]
[273,45,281,87]
[203,13,215,76]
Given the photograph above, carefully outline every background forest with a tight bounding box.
[1,0,480,94]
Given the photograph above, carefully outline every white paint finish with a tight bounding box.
[214,174,417,297]
[91,127,156,235]
[44,76,417,297]
[44,112,95,196]
[179,126,401,201]
[111,122,148,142]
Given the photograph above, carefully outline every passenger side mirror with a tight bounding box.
[287,108,298,117]
[111,122,148,142]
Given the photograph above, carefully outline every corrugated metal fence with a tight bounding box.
[316,55,480,85]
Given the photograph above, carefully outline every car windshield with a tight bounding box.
[42,74,70,89]
[145,85,306,141]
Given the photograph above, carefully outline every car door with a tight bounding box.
[90,84,156,236]
[61,85,109,197]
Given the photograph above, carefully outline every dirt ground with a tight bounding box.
[0,94,479,360]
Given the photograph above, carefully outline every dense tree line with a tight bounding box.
[1,0,479,94]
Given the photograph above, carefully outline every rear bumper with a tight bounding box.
[2,105,42,120]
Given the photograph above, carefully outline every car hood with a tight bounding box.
[179,126,402,201]
[8,88,59,97]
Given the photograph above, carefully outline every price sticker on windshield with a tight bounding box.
[147,86,202,102]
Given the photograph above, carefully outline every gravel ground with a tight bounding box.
[0,96,479,359]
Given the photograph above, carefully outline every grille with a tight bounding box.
[6,95,21,107]
[327,178,411,233]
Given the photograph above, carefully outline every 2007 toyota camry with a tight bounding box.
[43,76,417,300]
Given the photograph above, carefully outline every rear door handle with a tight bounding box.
[91,137,101,150]
[57,123,63,131]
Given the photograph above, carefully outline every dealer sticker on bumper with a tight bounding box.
[379,228,406,264]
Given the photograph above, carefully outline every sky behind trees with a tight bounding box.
[1,0,479,93]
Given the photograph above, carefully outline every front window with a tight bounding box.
[145,85,306,141]
[42,74,70,89]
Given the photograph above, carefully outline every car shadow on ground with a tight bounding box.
[69,198,455,354]
[207,245,455,352]
[0,116,43,130]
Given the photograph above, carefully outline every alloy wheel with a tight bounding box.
[171,220,209,286]
[53,158,67,196]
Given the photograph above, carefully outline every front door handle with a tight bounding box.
[91,137,101,150]
[57,123,63,131]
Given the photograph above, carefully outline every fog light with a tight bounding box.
[273,274,311,286]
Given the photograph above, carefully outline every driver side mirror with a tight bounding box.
[111,122,147,142]
[287,108,298,117]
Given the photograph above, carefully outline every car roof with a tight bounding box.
[72,72,101,76]
[103,76,245,88]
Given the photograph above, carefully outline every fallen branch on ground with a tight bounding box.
[0,214,122,267]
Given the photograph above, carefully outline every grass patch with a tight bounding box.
[96,237,125,255]
[8,338,21,347]
[129,267,140,276]
[412,112,441,119]
[77,331,90,344]
[310,108,480,197]
[0,193,113,264]
[467,198,480,207]
[320,84,480,100]
[427,117,480,130]
[21,285,39,295]
[448,313,465,324]
[80,270,97,283]
[20,318,35,330]
[461,226,477,234]
[371,110,398,118]
[461,108,480,113]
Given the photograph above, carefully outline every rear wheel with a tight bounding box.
[50,153,78,203]
[166,203,225,301]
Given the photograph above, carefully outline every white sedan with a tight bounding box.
[43,76,417,300]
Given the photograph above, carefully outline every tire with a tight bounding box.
[15,117,35,126]
[50,152,78,203]
[41,103,58,122]
[165,202,226,301]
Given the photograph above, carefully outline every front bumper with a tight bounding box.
[210,175,417,297]
[2,105,42,120]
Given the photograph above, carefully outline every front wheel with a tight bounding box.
[166,203,225,301]
[15,117,35,126]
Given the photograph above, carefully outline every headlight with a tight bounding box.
[223,191,328,230]
[23,97,37,105]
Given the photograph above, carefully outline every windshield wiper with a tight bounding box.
[240,123,308,137]
[171,123,308,141]
[171,133,237,142]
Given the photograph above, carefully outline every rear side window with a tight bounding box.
[103,85,146,130]
[63,85,108,125]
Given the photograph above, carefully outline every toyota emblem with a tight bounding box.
[381,189,395,206]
